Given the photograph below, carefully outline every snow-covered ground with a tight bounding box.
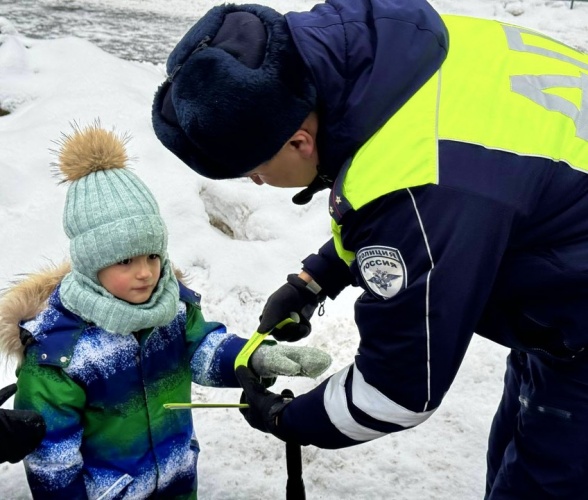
[0,1,587,498]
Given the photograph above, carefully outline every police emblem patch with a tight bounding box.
[357,246,406,299]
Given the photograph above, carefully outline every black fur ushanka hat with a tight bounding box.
[152,4,317,180]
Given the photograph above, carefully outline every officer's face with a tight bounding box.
[246,127,319,188]
[247,153,317,188]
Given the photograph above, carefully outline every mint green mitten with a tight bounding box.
[250,344,331,378]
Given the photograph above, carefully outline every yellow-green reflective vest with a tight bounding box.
[331,15,588,265]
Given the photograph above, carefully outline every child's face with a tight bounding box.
[97,254,162,304]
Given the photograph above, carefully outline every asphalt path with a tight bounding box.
[0,0,194,64]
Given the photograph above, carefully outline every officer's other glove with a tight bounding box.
[258,274,325,342]
[250,344,331,378]
[236,366,291,441]
[0,384,46,464]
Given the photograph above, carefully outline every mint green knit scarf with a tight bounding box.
[60,259,180,335]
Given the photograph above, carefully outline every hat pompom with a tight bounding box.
[57,121,168,281]
[57,122,129,182]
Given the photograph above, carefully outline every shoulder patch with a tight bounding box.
[357,246,407,299]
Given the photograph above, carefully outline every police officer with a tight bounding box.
[152,0,588,497]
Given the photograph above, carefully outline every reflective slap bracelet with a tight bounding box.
[233,313,300,370]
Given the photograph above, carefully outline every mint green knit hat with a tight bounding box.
[57,123,167,282]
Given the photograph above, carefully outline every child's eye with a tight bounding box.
[148,254,161,260]
[117,258,132,265]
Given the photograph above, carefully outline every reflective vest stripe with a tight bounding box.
[438,16,588,167]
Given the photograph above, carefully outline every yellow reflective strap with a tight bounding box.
[234,332,269,370]
[233,314,299,370]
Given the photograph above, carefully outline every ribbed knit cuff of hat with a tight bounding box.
[60,258,180,335]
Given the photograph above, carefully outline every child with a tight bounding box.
[0,123,331,499]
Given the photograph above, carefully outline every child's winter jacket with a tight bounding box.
[0,263,246,499]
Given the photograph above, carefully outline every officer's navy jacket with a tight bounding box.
[279,0,588,448]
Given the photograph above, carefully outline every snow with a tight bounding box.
[0,1,587,498]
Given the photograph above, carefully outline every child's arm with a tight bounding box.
[185,302,331,387]
[185,302,248,387]
[15,356,88,498]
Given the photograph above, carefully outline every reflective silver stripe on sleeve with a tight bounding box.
[324,364,437,442]
[352,363,436,427]
[324,366,387,441]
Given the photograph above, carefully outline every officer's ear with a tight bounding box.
[288,129,315,160]
[287,111,318,160]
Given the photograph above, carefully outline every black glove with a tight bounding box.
[258,274,324,342]
[236,366,291,441]
[0,384,46,464]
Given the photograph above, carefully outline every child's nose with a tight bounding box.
[136,262,152,278]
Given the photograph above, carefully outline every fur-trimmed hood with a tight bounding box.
[0,262,69,365]
[0,262,188,365]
